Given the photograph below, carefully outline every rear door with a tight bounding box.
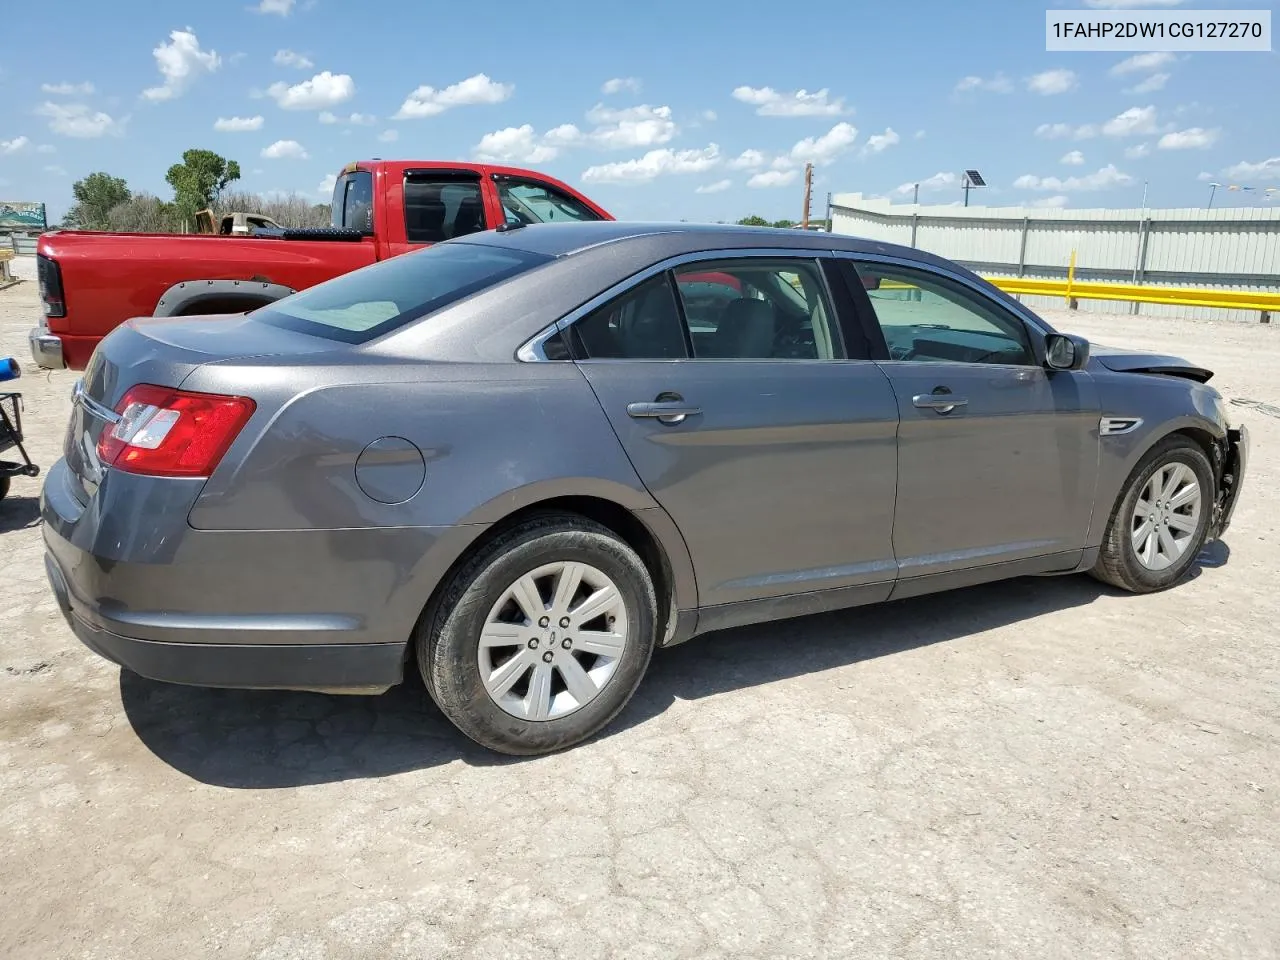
[836,256,1099,582]
[569,251,900,611]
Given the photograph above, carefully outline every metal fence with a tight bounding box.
[829,196,1280,322]
[6,233,38,256]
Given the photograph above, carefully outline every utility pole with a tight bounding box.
[913,183,920,205]
[801,162,813,229]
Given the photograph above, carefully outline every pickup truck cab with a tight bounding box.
[30,160,613,370]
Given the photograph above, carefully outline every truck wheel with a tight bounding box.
[1090,435,1213,593]
[417,513,657,756]
[0,476,9,501]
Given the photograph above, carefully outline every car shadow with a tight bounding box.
[0,495,41,534]
[119,553,1228,789]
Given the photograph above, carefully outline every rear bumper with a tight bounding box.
[29,323,65,370]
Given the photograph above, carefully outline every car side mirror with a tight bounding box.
[1044,333,1090,371]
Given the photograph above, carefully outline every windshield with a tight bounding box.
[251,241,553,343]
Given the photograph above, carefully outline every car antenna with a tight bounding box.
[496,220,526,232]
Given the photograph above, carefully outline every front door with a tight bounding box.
[842,259,1099,580]
[569,256,900,610]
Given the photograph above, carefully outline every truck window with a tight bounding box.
[497,178,603,225]
[404,177,486,243]
[331,170,374,233]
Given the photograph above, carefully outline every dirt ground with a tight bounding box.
[1,263,1277,959]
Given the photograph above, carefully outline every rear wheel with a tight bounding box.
[1090,435,1213,593]
[417,514,657,755]
[0,476,9,501]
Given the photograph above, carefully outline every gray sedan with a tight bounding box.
[40,222,1249,755]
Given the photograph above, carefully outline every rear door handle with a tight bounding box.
[912,393,968,414]
[627,401,701,425]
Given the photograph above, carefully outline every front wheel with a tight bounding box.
[418,514,657,756]
[1090,435,1214,593]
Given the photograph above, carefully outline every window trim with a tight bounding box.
[831,250,1050,368]
[517,248,850,363]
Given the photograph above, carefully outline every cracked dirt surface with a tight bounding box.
[1,267,1277,959]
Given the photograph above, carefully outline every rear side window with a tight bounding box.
[252,242,552,343]
[404,177,486,243]
[331,170,374,233]
[572,276,688,360]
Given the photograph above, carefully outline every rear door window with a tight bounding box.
[404,176,487,243]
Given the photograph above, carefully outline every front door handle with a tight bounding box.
[912,393,968,414]
[627,398,701,425]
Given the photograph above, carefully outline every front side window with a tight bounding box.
[331,170,374,233]
[253,242,551,343]
[672,259,840,360]
[572,276,688,360]
[498,178,603,225]
[404,177,487,243]
[852,263,1033,365]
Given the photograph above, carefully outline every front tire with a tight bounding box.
[418,514,657,756]
[1090,435,1214,593]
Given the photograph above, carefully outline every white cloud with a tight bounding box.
[213,115,264,132]
[862,127,900,155]
[255,0,295,14]
[1,135,29,154]
[954,74,1014,94]
[729,149,766,170]
[696,179,732,194]
[1111,52,1176,75]
[1086,0,1185,7]
[1102,105,1157,136]
[601,77,641,95]
[261,139,308,159]
[273,49,313,69]
[319,111,376,125]
[474,124,561,164]
[41,81,94,96]
[36,144,56,154]
[747,170,798,188]
[1013,164,1132,191]
[1158,127,1217,149]
[791,122,858,165]
[894,171,959,195]
[1127,73,1170,94]
[142,28,220,102]
[1060,150,1085,166]
[394,73,513,119]
[731,85,847,117]
[269,71,355,110]
[915,129,926,139]
[35,101,123,138]
[701,110,717,122]
[1031,195,1070,208]
[584,103,676,148]
[1125,142,1151,159]
[1223,157,1280,181]
[1028,69,1078,95]
[317,173,337,195]
[378,129,398,143]
[581,144,721,184]
[44,165,67,176]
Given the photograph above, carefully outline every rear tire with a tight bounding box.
[0,475,9,501]
[417,513,657,756]
[1090,435,1213,593]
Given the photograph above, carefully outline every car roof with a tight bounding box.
[448,220,952,270]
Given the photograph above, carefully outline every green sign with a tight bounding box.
[0,201,47,230]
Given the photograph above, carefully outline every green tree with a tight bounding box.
[165,149,241,226]
[62,172,131,231]
[771,218,797,229]
[736,214,770,226]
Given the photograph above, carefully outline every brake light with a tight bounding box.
[97,384,255,477]
[37,254,65,318]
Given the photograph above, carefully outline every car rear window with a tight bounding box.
[251,241,553,343]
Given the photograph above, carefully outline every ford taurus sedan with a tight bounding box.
[41,221,1248,755]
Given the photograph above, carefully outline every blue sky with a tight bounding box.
[1,0,1277,224]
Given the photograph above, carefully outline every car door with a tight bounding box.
[568,252,901,618]
[836,256,1100,585]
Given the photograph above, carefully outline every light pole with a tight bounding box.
[913,183,919,205]
[1207,182,1221,209]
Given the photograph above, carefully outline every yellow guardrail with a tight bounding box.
[987,276,1279,319]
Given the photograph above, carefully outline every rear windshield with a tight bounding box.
[251,241,553,343]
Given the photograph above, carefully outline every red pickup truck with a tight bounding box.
[29,159,613,370]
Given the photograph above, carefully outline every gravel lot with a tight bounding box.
[2,264,1277,959]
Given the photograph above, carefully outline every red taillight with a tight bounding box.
[97,384,255,477]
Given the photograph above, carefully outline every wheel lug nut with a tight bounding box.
[561,638,572,650]
[559,616,570,628]
[538,616,550,628]
[528,639,539,649]
[542,651,554,663]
